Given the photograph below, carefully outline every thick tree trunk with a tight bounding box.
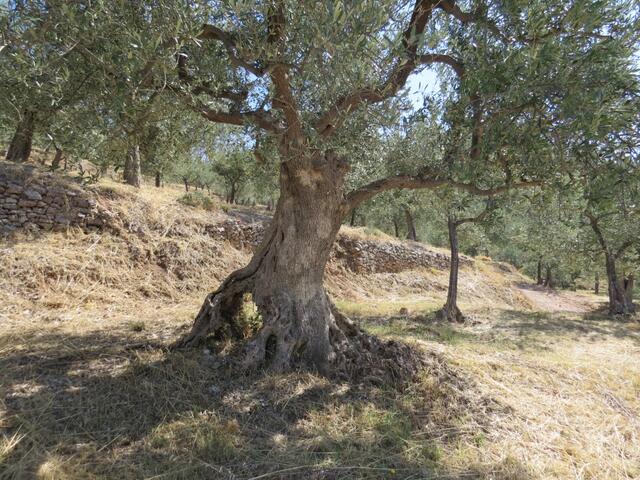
[536,260,543,285]
[404,207,418,241]
[437,216,464,322]
[155,171,162,188]
[183,178,189,192]
[124,144,141,187]
[392,217,400,238]
[6,110,36,163]
[594,272,600,295]
[605,254,635,315]
[175,152,422,380]
[51,147,63,171]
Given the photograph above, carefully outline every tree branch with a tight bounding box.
[314,0,506,138]
[267,1,305,144]
[615,240,635,259]
[199,24,265,76]
[438,0,507,42]
[585,210,609,254]
[455,202,493,226]
[345,173,540,212]
[314,0,441,137]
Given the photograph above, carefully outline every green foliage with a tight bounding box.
[177,192,216,211]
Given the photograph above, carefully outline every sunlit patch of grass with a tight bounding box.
[335,298,441,318]
[147,411,241,462]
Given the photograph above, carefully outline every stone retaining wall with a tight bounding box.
[1,162,470,273]
[0,162,104,233]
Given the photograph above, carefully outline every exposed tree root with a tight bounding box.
[436,304,466,323]
[173,281,426,387]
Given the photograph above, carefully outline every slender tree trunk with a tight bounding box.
[536,259,543,285]
[543,266,553,288]
[594,272,600,294]
[437,216,464,322]
[183,178,189,192]
[51,147,63,171]
[228,183,236,204]
[6,110,36,163]
[124,144,141,188]
[624,274,634,306]
[175,152,418,377]
[404,207,418,241]
[155,171,162,188]
[392,217,400,238]
[605,254,635,315]
[350,208,357,227]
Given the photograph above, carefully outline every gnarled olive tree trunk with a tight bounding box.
[605,254,635,315]
[176,152,417,377]
[6,110,36,163]
[436,216,464,323]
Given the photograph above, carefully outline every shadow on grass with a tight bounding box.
[0,328,534,479]
[357,305,640,353]
[492,307,640,346]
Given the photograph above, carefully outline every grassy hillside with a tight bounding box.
[1,178,639,479]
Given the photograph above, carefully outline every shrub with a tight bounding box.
[177,192,216,211]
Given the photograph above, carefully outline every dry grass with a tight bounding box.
[2,177,639,479]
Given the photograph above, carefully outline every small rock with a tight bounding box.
[23,189,42,201]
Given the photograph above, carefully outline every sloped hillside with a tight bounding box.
[2,166,638,480]
[0,162,531,333]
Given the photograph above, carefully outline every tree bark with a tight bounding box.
[544,266,553,288]
[536,260,543,285]
[350,208,357,227]
[155,171,162,187]
[404,207,418,241]
[392,217,400,238]
[604,254,635,315]
[6,110,36,163]
[51,147,63,171]
[624,274,634,306]
[124,144,142,187]
[437,216,464,322]
[594,272,600,294]
[175,152,421,379]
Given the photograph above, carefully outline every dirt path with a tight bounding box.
[516,283,605,313]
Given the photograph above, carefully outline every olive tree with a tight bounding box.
[162,0,640,373]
